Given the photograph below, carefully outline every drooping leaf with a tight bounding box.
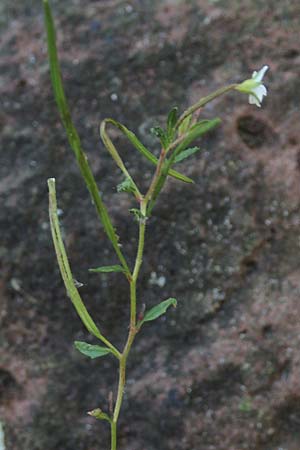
[43,0,129,274]
[48,179,121,360]
[74,341,112,359]
[174,146,201,163]
[167,106,178,140]
[89,265,125,273]
[139,298,177,326]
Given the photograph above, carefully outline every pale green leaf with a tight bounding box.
[74,341,112,359]
[140,298,177,325]
[174,146,201,163]
[89,265,125,273]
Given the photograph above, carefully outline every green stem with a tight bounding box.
[110,200,147,449]
[111,421,117,450]
[175,83,237,130]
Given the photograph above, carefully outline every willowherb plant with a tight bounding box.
[43,1,268,448]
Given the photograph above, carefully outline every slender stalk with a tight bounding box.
[175,83,237,130]
[144,149,167,204]
[110,422,117,450]
[110,200,147,449]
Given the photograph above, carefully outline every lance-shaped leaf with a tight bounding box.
[178,114,192,136]
[167,106,178,141]
[174,118,221,156]
[103,118,193,184]
[139,298,177,327]
[89,265,125,274]
[43,0,129,274]
[174,146,201,164]
[48,178,121,360]
[74,341,112,359]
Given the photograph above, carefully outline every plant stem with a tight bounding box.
[110,200,147,449]
[110,422,117,450]
[175,83,237,130]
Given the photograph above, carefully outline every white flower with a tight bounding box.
[235,65,269,107]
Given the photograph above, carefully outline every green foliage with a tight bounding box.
[174,118,221,156]
[129,208,147,223]
[89,265,125,274]
[139,298,177,326]
[117,178,136,194]
[178,114,192,136]
[150,126,169,149]
[174,146,201,164]
[43,0,129,274]
[74,341,112,359]
[88,409,112,422]
[102,118,193,184]
[167,106,178,141]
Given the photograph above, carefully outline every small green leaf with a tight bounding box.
[167,106,178,140]
[150,126,169,148]
[88,408,111,422]
[174,118,221,156]
[140,298,177,326]
[117,177,136,194]
[88,265,125,273]
[178,115,192,136]
[74,341,112,359]
[174,146,201,163]
[129,208,147,223]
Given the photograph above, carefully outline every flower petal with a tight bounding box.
[249,94,261,107]
[253,65,269,82]
[253,84,267,101]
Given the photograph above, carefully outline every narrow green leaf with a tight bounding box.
[74,341,111,359]
[140,298,177,326]
[89,265,125,273]
[103,119,193,184]
[43,0,129,274]
[174,146,201,164]
[178,114,192,136]
[167,106,178,140]
[150,126,169,149]
[175,118,221,156]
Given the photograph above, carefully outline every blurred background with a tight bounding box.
[1,0,300,449]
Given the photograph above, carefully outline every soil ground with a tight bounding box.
[1,0,300,449]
